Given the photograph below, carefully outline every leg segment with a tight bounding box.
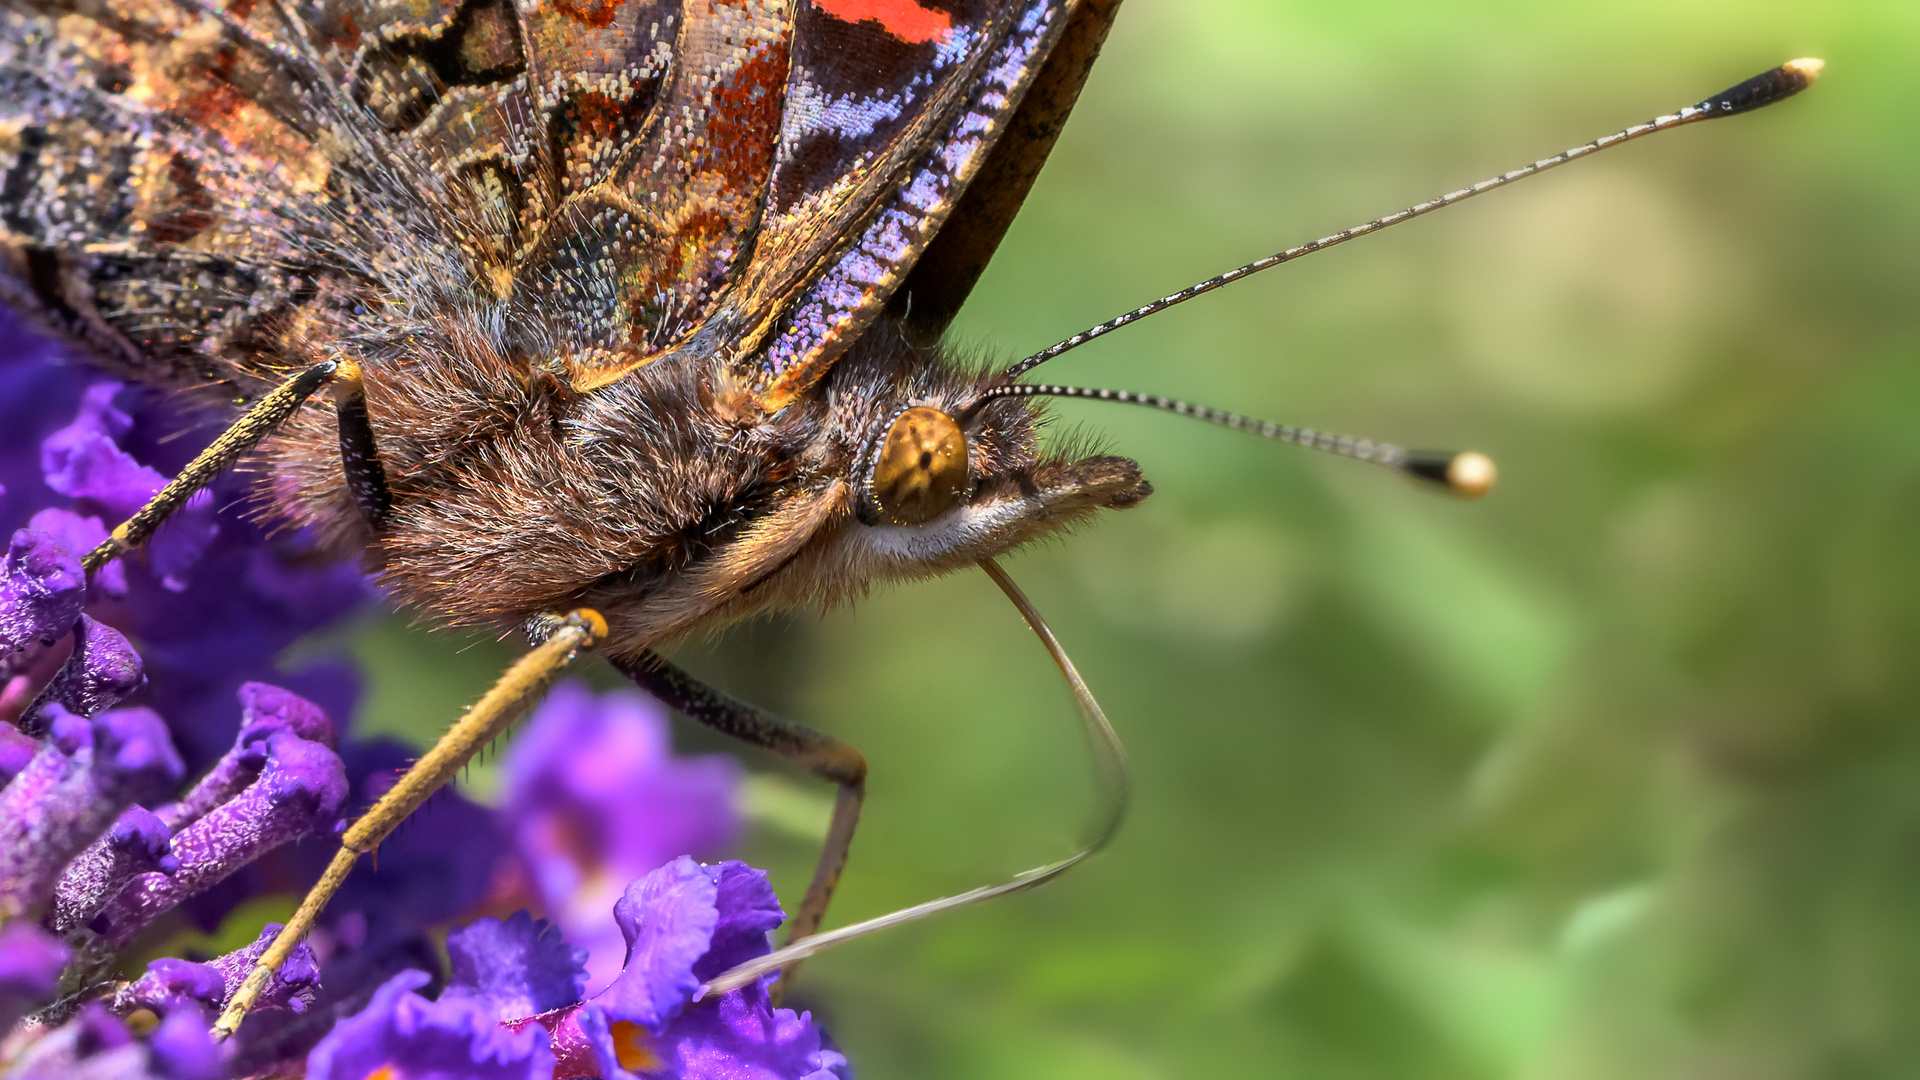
[211,609,608,1041]
[83,361,340,573]
[84,357,395,573]
[330,360,393,530]
[607,651,866,970]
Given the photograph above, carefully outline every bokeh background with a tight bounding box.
[337,1,1920,1076]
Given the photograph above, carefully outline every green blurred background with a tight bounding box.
[339,1,1920,1076]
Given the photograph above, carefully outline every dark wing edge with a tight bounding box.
[736,0,1085,414]
[891,0,1120,343]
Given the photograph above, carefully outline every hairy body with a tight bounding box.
[263,316,1145,655]
[0,0,1145,658]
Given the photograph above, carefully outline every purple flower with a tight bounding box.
[529,859,847,1080]
[158,681,338,834]
[26,508,124,598]
[443,911,587,1020]
[307,970,557,1080]
[1,923,69,1029]
[40,381,218,592]
[1,318,835,1076]
[207,924,323,1015]
[589,859,847,1080]
[309,859,848,1080]
[3,322,375,775]
[114,924,320,1018]
[502,681,743,990]
[0,528,84,655]
[0,661,358,1063]
[93,730,349,944]
[46,805,178,935]
[30,614,146,721]
[2,1000,222,1080]
[0,705,185,922]
[114,959,228,1017]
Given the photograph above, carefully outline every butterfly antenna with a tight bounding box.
[997,58,1824,384]
[703,558,1128,997]
[973,383,1496,497]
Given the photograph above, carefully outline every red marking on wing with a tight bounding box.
[703,43,789,189]
[553,0,626,30]
[812,0,952,44]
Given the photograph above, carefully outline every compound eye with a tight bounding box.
[868,406,969,525]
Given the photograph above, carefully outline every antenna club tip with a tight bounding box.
[1703,58,1825,116]
[1402,451,1497,498]
[1445,452,1497,499]
[1783,57,1826,83]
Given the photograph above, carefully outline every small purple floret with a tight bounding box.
[598,859,717,1032]
[692,861,787,985]
[207,924,321,1015]
[0,722,35,786]
[0,922,69,1029]
[156,684,334,833]
[95,732,347,944]
[503,681,742,988]
[39,382,218,592]
[532,858,849,1080]
[307,970,556,1080]
[47,804,178,934]
[1,529,84,654]
[0,706,185,922]
[238,681,337,748]
[148,1006,227,1080]
[27,508,125,598]
[40,383,153,521]
[31,614,145,719]
[444,911,588,1021]
[114,958,228,1016]
[116,922,320,1019]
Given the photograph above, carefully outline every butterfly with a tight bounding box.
[0,0,1819,1036]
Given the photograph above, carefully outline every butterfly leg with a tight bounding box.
[210,609,607,1040]
[608,650,865,991]
[82,359,392,572]
[329,359,394,530]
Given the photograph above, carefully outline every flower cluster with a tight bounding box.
[308,859,848,1080]
[1,312,849,1078]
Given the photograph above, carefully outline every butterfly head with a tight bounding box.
[822,325,1153,580]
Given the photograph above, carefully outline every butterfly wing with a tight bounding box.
[0,0,558,395]
[533,0,1085,404]
[891,0,1121,343]
[724,0,1084,413]
[2,0,1105,412]
[1,0,349,388]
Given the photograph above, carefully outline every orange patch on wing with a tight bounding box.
[813,0,952,44]
[609,1021,662,1071]
[552,0,626,30]
[365,1066,401,1080]
[703,42,790,188]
